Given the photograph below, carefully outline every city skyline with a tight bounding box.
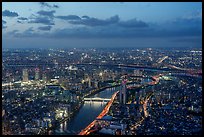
[2,2,202,48]
[2,2,202,135]
[2,48,202,135]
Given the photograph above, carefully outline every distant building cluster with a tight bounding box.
[2,48,202,135]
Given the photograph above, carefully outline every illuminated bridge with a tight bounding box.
[83,97,111,102]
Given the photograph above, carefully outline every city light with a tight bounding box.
[2,2,202,136]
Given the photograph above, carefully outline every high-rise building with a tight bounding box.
[22,69,28,82]
[120,79,127,104]
[135,91,140,105]
[35,68,40,80]
[42,70,51,83]
[88,77,91,88]
[94,81,99,88]
[54,59,58,68]
[42,73,46,82]
[134,70,143,77]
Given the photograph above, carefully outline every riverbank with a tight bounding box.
[78,91,119,135]
[44,85,120,135]
[85,84,120,98]
[38,101,84,135]
[85,81,141,98]
[49,78,154,135]
[78,75,161,135]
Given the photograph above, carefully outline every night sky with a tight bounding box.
[2,2,202,49]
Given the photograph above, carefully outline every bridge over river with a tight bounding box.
[83,97,111,102]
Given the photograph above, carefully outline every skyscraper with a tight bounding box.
[88,77,91,88]
[42,70,51,83]
[120,79,127,104]
[22,69,28,82]
[35,68,40,80]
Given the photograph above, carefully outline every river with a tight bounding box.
[54,86,120,135]
[53,76,152,135]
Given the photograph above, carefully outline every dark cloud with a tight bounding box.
[182,10,202,20]
[2,10,19,17]
[28,10,55,25]
[18,17,28,20]
[2,20,7,29]
[69,15,120,26]
[172,17,201,25]
[8,30,19,35]
[49,19,201,39]
[51,27,90,38]
[119,19,148,28]
[7,28,31,37]
[2,20,6,24]
[157,16,202,37]
[53,5,59,8]
[66,15,148,28]
[25,27,34,32]
[49,25,150,39]
[39,2,52,8]
[17,20,23,24]
[173,18,202,31]
[17,17,28,24]
[39,2,59,9]
[11,27,39,38]
[5,14,201,40]
[162,12,202,31]
[56,15,81,20]
[38,26,52,31]
[170,36,202,44]
[37,10,55,18]
[82,16,90,19]
[28,17,55,25]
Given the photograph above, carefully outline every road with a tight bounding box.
[78,74,161,135]
[78,91,119,135]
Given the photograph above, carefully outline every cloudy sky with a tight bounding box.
[2,2,202,49]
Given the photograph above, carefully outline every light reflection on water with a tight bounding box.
[55,87,119,135]
[55,78,151,135]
